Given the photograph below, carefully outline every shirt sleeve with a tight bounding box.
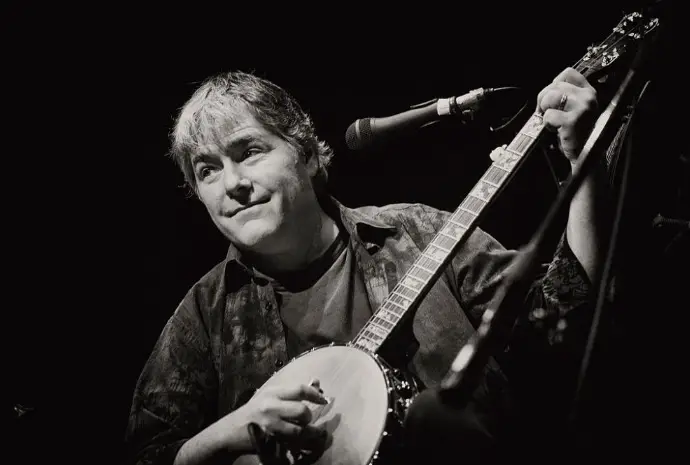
[123,294,218,465]
[403,203,596,362]
[501,232,604,423]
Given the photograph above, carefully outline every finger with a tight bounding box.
[537,82,568,113]
[553,66,591,88]
[296,424,328,450]
[271,424,328,453]
[537,87,570,113]
[269,420,304,438]
[542,108,571,132]
[277,384,328,404]
[308,378,324,394]
[277,399,313,426]
[538,82,581,113]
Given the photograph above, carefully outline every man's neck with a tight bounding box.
[246,208,340,275]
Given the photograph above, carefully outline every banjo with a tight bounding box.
[234,8,661,465]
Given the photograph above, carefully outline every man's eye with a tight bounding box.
[243,147,263,159]
[197,166,215,179]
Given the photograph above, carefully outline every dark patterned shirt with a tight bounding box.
[123,198,592,464]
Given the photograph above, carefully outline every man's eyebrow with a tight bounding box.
[190,153,216,165]
[193,134,262,163]
[221,134,258,150]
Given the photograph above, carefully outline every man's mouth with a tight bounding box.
[226,199,269,217]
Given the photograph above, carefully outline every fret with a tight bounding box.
[410,265,432,281]
[421,251,443,267]
[371,315,395,330]
[433,234,457,251]
[461,195,487,214]
[440,224,468,244]
[382,301,404,316]
[521,113,545,138]
[389,293,413,310]
[386,297,407,310]
[483,165,509,185]
[470,180,498,202]
[455,208,475,218]
[416,255,441,272]
[355,335,379,352]
[491,163,511,174]
[358,331,382,347]
[367,322,389,337]
[492,159,517,172]
[394,284,420,300]
[391,291,415,306]
[507,132,532,155]
[361,329,385,343]
[439,230,460,242]
[397,281,421,296]
[375,308,400,325]
[386,299,407,311]
[492,147,523,171]
[401,275,425,291]
[425,244,450,262]
[451,210,476,228]
[480,178,500,188]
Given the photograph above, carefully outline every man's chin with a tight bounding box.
[228,220,279,250]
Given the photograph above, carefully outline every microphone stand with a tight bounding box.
[437,39,655,406]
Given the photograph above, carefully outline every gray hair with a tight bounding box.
[169,70,334,194]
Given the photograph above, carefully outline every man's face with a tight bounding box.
[192,111,319,255]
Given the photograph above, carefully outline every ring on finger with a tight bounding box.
[557,93,568,111]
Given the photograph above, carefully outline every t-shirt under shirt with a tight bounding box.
[255,231,373,359]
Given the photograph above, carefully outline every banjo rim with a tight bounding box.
[258,342,402,464]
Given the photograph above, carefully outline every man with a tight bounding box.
[125,67,608,464]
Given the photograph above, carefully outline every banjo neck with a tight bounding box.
[350,112,546,354]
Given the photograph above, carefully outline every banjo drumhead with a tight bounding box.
[256,345,391,464]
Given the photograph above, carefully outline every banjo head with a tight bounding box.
[242,344,396,465]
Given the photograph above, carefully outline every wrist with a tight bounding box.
[214,404,255,454]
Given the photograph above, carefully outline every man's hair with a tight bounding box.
[169,70,334,194]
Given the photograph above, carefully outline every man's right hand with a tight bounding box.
[174,380,329,465]
[232,381,329,451]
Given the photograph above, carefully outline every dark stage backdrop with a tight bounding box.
[10,2,684,464]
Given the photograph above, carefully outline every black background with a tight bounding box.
[6,1,686,463]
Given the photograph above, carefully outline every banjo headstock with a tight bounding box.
[574,9,661,83]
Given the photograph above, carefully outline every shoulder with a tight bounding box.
[353,202,451,230]
[170,259,230,331]
[351,202,506,253]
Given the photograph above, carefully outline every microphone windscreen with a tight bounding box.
[345,118,373,150]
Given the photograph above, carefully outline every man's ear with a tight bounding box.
[305,143,320,177]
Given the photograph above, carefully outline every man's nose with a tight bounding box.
[222,163,250,195]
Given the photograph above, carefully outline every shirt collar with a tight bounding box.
[222,195,398,280]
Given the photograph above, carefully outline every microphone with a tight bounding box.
[345,87,492,150]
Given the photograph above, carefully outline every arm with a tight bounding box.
[173,408,254,465]
[124,291,328,465]
[565,156,611,284]
[124,294,239,465]
[540,66,611,285]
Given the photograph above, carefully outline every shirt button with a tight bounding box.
[275,359,284,368]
